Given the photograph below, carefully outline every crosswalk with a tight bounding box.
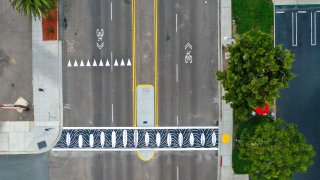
[67,59,131,67]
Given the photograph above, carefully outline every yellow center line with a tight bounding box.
[132,0,137,127]
[154,0,159,127]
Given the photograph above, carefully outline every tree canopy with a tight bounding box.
[217,30,295,119]
[9,0,56,20]
[238,117,316,179]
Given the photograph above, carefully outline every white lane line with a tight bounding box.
[112,104,114,122]
[176,166,179,180]
[176,115,179,125]
[176,64,178,83]
[176,13,178,33]
[111,2,113,21]
[111,51,113,71]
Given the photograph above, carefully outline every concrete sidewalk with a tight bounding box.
[218,0,248,179]
[0,18,62,154]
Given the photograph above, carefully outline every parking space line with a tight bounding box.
[292,12,298,47]
[276,11,284,14]
[298,10,306,14]
[311,12,317,46]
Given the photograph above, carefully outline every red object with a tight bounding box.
[42,8,58,41]
[254,103,269,115]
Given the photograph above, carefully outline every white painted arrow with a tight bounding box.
[93,59,97,66]
[120,59,125,66]
[114,59,118,66]
[73,59,78,67]
[86,59,91,66]
[67,60,72,67]
[106,59,110,66]
[127,59,131,66]
[80,59,84,67]
[99,59,104,66]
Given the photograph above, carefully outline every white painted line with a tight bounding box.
[292,12,297,47]
[176,166,179,180]
[112,104,114,122]
[99,59,104,66]
[74,59,78,67]
[114,59,119,66]
[127,58,131,66]
[176,64,178,83]
[93,59,97,66]
[120,59,125,66]
[80,59,84,66]
[176,13,178,33]
[67,60,72,67]
[111,52,113,71]
[298,10,306,13]
[311,12,317,46]
[106,59,110,66]
[317,10,320,13]
[176,115,179,125]
[86,59,91,66]
[111,2,113,21]
[276,11,284,14]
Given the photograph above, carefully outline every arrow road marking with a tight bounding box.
[99,59,104,66]
[67,60,72,67]
[114,59,118,66]
[86,59,91,66]
[74,59,78,67]
[106,59,110,66]
[120,59,125,66]
[80,60,84,66]
[127,59,131,66]
[93,59,97,66]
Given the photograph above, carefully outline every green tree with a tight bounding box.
[9,0,56,20]
[238,117,316,179]
[216,30,295,120]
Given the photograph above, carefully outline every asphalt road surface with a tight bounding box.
[49,151,217,180]
[158,0,219,126]
[62,0,132,127]
[275,5,320,180]
[49,0,219,180]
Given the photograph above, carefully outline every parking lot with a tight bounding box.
[275,5,320,179]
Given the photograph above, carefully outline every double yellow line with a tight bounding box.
[154,0,159,127]
[132,0,158,127]
[132,0,137,127]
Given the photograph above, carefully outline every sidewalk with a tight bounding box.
[218,0,248,179]
[0,18,62,154]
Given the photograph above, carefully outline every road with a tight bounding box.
[158,0,220,126]
[62,0,132,127]
[275,5,320,180]
[49,151,217,180]
[49,0,219,180]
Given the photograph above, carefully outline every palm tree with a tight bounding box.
[9,0,56,20]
